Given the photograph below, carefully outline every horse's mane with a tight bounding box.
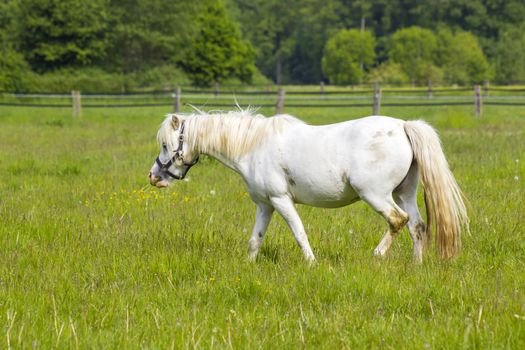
[157,109,303,160]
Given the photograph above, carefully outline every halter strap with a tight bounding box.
[156,120,199,180]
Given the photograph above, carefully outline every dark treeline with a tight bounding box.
[1,0,524,91]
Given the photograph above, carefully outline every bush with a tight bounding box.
[367,62,409,85]
[131,65,190,90]
[1,66,193,93]
[0,64,272,93]
[437,28,492,84]
[0,49,32,91]
[388,26,438,84]
[322,29,376,85]
[17,68,133,93]
[221,69,273,86]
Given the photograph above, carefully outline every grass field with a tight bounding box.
[1,103,524,349]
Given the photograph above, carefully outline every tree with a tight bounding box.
[388,26,440,84]
[18,0,109,72]
[179,0,255,87]
[106,0,201,73]
[230,0,302,84]
[231,0,350,84]
[0,0,19,50]
[322,29,376,85]
[0,0,31,91]
[4,0,524,86]
[437,28,492,84]
[493,24,525,83]
[0,49,31,91]
[412,0,525,51]
[287,0,346,83]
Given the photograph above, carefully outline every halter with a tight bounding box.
[155,121,199,180]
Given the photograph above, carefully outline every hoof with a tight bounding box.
[373,248,387,258]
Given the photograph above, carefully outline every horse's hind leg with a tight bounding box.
[394,163,426,263]
[363,195,409,258]
[395,194,425,264]
[248,202,274,261]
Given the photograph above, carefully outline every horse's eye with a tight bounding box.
[162,143,167,150]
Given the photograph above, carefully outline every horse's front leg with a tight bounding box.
[248,202,274,261]
[270,196,316,262]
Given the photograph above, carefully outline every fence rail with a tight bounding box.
[2,85,525,117]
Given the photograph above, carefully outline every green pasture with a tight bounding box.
[0,103,524,349]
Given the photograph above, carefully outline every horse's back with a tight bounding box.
[263,116,413,207]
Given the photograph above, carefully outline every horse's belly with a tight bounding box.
[291,181,360,208]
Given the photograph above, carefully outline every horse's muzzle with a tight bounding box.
[149,172,168,188]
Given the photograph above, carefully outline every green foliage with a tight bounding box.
[106,0,201,73]
[228,0,300,84]
[0,49,31,91]
[367,62,409,85]
[493,24,525,83]
[387,26,491,85]
[21,68,134,93]
[388,26,441,84]
[0,0,32,91]
[231,0,348,84]
[221,69,273,86]
[415,0,525,53]
[322,29,376,85]
[18,0,109,72]
[288,0,346,83]
[1,0,525,87]
[131,65,190,90]
[10,66,190,93]
[180,0,256,87]
[437,28,492,84]
[231,0,524,84]
[0,0,19,48]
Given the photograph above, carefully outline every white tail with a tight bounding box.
[404,121,469,259]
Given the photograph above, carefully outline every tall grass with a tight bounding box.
[0,105,524,348]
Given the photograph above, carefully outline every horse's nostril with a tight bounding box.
[148,172,157,184]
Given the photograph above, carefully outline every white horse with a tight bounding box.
[148,110,468,263]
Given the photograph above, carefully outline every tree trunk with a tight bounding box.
[276,51,282,85]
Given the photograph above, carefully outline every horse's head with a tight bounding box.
[149,115,199,188]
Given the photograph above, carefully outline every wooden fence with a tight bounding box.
[2,85,525,118]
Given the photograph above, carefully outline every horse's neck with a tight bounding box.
[187,114,252,172]
[209,152,242,172]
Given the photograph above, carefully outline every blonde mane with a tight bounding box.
[157,109,302,160]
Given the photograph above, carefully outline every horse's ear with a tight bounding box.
[170,115,180,130]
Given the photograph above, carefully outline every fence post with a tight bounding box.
[71,90,81,118]
[474,85,482,117]
[214,82,219,97]
[373,85,381,115]
[484,80,489,97]
[276,87,285,114]
[173,86,181,113]
[427,80,433,99]
[320,81,325,94]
